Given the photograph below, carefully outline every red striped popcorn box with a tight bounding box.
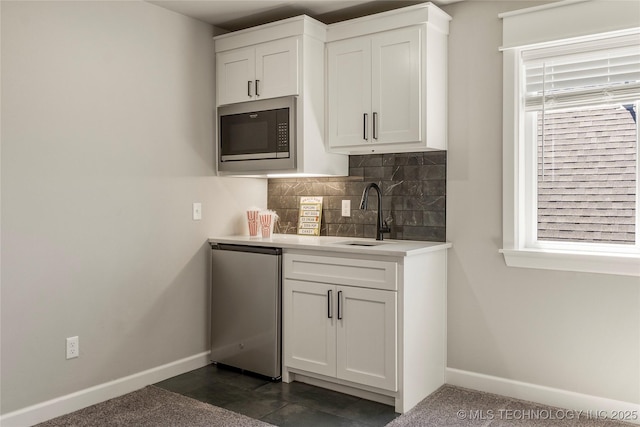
[247,210,260,237]
[260,213,273,238]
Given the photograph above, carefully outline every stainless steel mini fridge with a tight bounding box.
[209,243,282,380]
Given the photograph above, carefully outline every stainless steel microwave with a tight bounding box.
[218,97,296,174]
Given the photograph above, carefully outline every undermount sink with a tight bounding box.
[334,240,394,247]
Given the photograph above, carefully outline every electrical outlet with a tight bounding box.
[341,200,351,217]
[66,336,79,359]
[192,202,202,221]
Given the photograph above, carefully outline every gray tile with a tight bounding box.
[423,180,446,196]
[183,382,247,407]
[397,211,422,226]
[420,196,446,211]
[400,181,424,196]
[403,225,446,241]
[419,164,446,180]
[261,403,368,427]
[206,365,271,391]
[383,165,403,181]
[267,151,447,243]
[364,166,384,180]
[424,150,446,165]
[382,153,396,166]
[403,165,420,180]
[327,223,361,237]
[349,167,364,177]
[323,209,352,224]
[363,224,378,239]
[333,399,399,426]
[223,394,288,420]
[382,181,404,196]
[424,210,446,227]
[154,365,218,394]
[405,153,424,165]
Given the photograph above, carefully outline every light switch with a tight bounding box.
[193,202,202,220]
[341,200,351,217]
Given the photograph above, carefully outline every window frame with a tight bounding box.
[500,1,640,277]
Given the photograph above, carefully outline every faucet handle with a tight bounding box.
[380,220,391,234]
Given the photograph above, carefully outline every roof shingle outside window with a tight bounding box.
[537,104,637,244]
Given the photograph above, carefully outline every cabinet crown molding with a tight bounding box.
[326,2,451,43]
[215,15,327,52]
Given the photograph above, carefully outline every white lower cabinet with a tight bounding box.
[284,280,336,377]
[284,279,397,391]
[282,250,447,414]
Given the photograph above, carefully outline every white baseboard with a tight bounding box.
[0,351,211,427]
[446,367,640,425]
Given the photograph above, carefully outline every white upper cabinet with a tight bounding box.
[255,38,299,101]
[326,37,371,147]
[328,27,420,149]
[214,16,349,176]
[371,27,421,145]
[326,4,451,154]
[217,37,299,106]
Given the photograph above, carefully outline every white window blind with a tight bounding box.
[523,33,640,111]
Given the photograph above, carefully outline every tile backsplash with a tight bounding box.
[267,151,446,241]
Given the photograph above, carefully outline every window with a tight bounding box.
[534,104,637,246]
[500,1,640,276]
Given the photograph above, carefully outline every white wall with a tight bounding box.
[1,0,265,414]
[443,0,639,405]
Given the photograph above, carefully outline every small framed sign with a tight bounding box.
[297,196,323,236]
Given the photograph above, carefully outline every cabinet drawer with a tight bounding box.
[284,253,397,291]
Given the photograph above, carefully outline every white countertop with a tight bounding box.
[208,234,452,257]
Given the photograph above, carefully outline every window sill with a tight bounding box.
[499,248,640,277]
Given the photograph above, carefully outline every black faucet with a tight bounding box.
[360,183,391,241]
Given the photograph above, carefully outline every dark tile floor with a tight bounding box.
[154,364,399,426]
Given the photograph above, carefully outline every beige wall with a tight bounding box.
[1,0,265,413]
[443,1,639,404]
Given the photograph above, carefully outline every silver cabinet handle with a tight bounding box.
[373,112,378,140]
[327,290,333,318]
[255,80,260,96]
[337,290,343,320]
[363,113,369,141]
[247,81,253,97]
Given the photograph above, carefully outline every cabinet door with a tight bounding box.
[216,47,255,105]
[283,280,336,377]
[336,286,397,391]
[371,26,421,144]
[255,37,299,100]
[326,37,371,149]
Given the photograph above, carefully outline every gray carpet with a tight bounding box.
[36,385,273,427]
[388,385,633,427]
[36,383,634,426]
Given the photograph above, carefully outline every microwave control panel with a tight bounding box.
[276,108,289,155]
